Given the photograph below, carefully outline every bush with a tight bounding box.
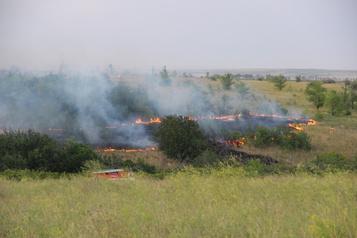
[220,74,234,90]
[305,81,326,110]
[242,160,295,176]
[249,127,276,147]
[279,131,311,150]
[0,130,97,173]
[192,149,222,167]
[248,126,311,150]
[154,116,208,162]
[306,153,357,173]
[325,90,343,116]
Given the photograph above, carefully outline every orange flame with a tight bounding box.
[224,138,246,147]
[288,123,305,131]
[307,119,317,126]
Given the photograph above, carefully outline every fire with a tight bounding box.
[288,119,317,131]
[224,138,246,147]
[99,147,158,153]
[288,123,304,131]
[135,117,162,125]
[307,119,317,126]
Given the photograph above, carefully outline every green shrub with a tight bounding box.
[0,130,97,173]
[154,116,208,162]
[243,160,295,176]
[247,127,311,150]
[306,153,357,173]
[220,73,234,90]
[279,131,311,150]
[249,127,276,147]
[314,112,324,120]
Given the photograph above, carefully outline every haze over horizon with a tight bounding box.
[0,0,356,71]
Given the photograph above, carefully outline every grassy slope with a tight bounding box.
[1,79,357,238]
[1,171,357,238]
[240,80,357,163]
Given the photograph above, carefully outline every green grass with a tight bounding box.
[237,80,357,163]
[1,170,357,237]
[1,79,357,237]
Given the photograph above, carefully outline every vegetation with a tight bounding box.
[0,130,97,173]
[234,81,249,95]
[306,152,357,173]
[220,73,234,90]
[269,75,287,90]
[248,127,311,150]
[325,90,345,116]
[155,116,208,162]
[1,171,357,237]
[1,73,357,237]
[160,65,171,86]
[305,81,326,110]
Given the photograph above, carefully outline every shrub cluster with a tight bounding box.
[0,130,97,173]
[154,116,208,163]
[248,127,311,150]
[305,153,357,173]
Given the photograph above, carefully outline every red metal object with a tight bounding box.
[93,169,130,180]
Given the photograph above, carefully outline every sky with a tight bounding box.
[0,0,356,71]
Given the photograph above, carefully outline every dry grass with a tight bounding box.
[1,171,357,237]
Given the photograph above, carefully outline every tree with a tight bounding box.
[220,73,234,90]
[235,81,249,96]
[325,90,344,116]
[351,81,357,110]
[160,66,171,86]
[154,116,207,162]
[345,80,357,110]
[305,81,326,110]
[295,75,302,82]
[270,75,287,91]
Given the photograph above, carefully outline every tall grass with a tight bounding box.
[1,170,356,237]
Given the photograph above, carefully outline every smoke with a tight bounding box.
[0,68,300,147]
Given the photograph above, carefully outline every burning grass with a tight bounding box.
[1,171,356,237]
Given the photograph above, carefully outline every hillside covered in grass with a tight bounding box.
[1,170,357,238]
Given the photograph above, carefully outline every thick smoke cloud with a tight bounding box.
[0,68,295,147]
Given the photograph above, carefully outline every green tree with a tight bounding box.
[220,73,234,90]
[325,90,344,116]
[295,75,302,82]
[305,81,326,110]
[154,116,207,162]
[270,75,287,91]
[346,80,357,110]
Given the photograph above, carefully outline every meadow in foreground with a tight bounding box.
[1,170,356,238]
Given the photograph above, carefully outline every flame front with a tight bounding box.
[288,123,304,131]
[224,138,247,147]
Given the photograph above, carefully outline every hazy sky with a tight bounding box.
[0,0,356,70]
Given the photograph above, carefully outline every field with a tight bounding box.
[1,79,357,237]
[239,80,357,163]
[1,171,357,238]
